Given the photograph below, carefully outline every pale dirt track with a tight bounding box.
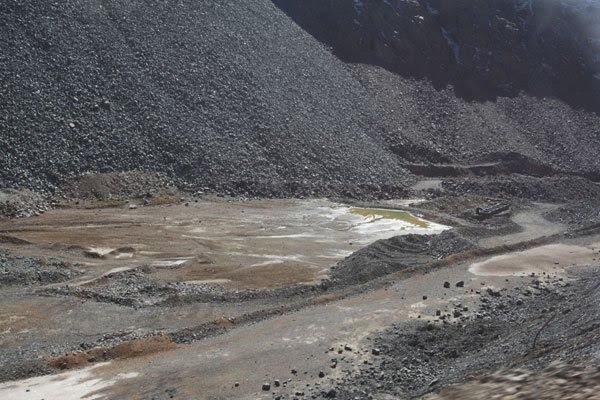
[3,236,597,399]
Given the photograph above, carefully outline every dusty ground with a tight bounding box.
[2,228,597,399]
[0,189,596,399]
[0,197,452,385]
[0,198,447,290]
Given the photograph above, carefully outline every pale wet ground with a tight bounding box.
[0,363,139,400]
[469,242,600,277]
[0,199,448,290]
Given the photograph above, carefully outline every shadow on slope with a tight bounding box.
[273,0,600,112]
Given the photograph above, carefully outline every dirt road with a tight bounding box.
[1,198,594,399]
[3,234,598,399]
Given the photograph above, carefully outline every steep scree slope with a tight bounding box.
[351,64,600,178]
[0,0,411,197]
[275,0,600,178]
[3,0,600,197]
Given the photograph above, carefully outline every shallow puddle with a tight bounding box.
[350,207,430,228]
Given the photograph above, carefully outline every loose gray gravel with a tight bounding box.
[0,0,411,198]
[0,251,81,287]
[3,0,600,200]
[306,267,600,400]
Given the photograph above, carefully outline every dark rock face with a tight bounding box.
[273,0,452,83]
[274,0,600,110]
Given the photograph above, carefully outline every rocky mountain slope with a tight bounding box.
[0,0,411,197]
[273,0,600,179]
[2,0,600,197]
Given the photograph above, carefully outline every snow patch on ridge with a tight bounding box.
[353,0,364,15]
[441,27,461,63]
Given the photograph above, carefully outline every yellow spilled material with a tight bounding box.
[350,208,430,228]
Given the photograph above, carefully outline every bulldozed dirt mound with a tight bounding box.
[0,189,48,219]
[48,335,176,371]
[0,251,80,287]
[58,172,177,201]
[332,231,476,285]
